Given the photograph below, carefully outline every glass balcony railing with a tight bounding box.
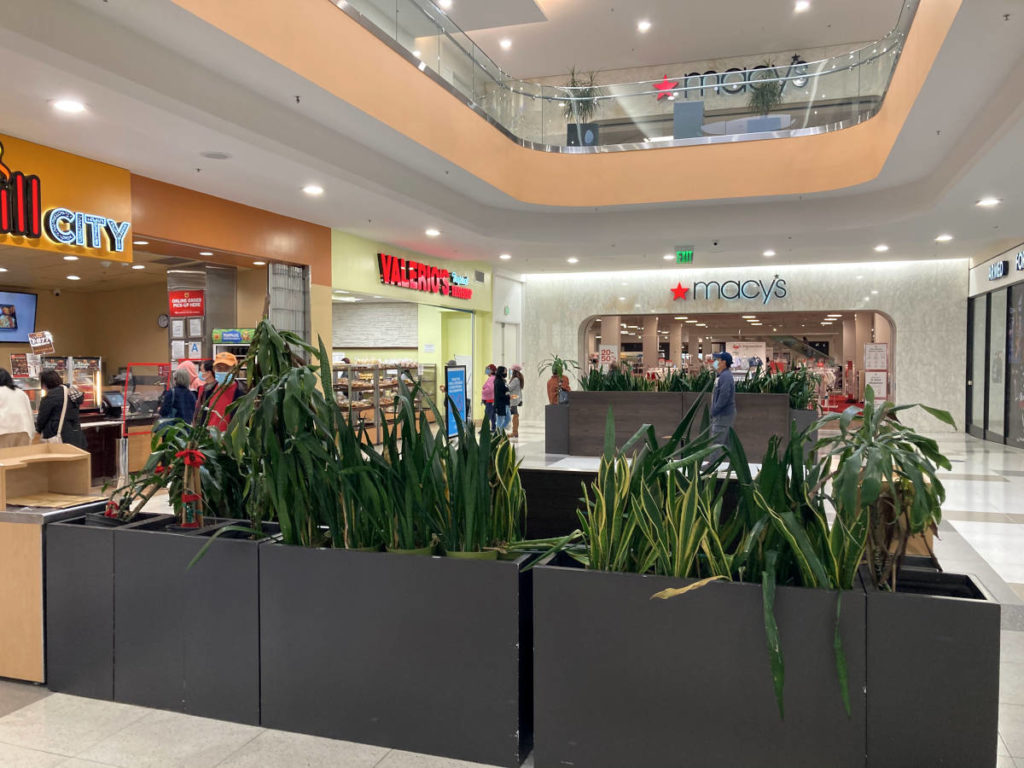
[330,0,919,152]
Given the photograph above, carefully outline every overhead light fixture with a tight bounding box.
[133,240,149,246]
[567,257,579,264]
[66,275,81,281]
[0,268,7,273]
[499,253,512,260]
[53,99,86,114]
[763,249,776,257]
[438,0,452,8]
[637,19,652,33]
[864,296,870,301]
[935,233,954,242]
[253,261,267,266]
[425,228,441,237]
[856,275,864,280]
[131,264,145,270]
[794,0,811,11]
[685,319,699,324]
[418,61,427,71]
[199,251,214,257]
[674,316,687,320]
[741,315,757,319]
[663,254,674,261]
[871,289,879,294]
[412,50,422,58]
[976,197,1001,208]
[618,296,626,300]
[874,244,889,253]
[63,255,79,261]
[302,184,325,197]
[500,38,512,50]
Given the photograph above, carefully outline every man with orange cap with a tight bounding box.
[195,351,247,431]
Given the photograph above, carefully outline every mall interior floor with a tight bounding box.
[1,430,1021,767]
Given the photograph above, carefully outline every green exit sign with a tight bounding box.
[676,248,694,264]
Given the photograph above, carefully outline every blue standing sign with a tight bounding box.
[445,365,467,438]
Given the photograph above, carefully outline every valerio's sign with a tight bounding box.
[377,253,473,300]
[0,134,133,261]
[671,274,789,305]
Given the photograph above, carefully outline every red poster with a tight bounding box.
[168,290,205,318]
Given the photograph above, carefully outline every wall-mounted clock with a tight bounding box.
[157,313,170,329]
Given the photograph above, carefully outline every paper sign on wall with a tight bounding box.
[28,331,55,354]
[864,370,888,398]
[168,290,205,318]
[864,343,888,371]
[186,341,203,359]
[598,345,619,370]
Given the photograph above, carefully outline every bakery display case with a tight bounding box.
[332,362,437,444]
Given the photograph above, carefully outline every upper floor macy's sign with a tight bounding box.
[377,252,472,300]
[0,140,131,253]
[671,274,789,305]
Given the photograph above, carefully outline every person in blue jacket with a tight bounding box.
[159,365,197,426]
[708,352,736,462]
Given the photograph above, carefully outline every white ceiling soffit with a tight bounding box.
[468,0,905,79]
[0,0,1013,275]
[439,0,547,33]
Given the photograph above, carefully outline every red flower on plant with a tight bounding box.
[175,450,205,467]
[105,500,120,518]
[154,464,166,475]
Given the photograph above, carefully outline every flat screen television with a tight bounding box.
[0,291,37,344]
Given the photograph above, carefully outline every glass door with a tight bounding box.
[967,295,987,438]
[987,289,1008,443]
[1008,284,1024,448]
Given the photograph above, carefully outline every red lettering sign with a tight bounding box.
[376,253,472,300]
[168,290,205,317]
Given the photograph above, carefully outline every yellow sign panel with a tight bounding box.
[0,133,133,262]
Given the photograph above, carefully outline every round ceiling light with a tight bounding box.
[425,228,441,237]
[935,234,954,242]
[637,19,652,32]
[976,197,1001,208]
[131,264,145,270]
[53,99,86,114]
[302,184,325,197]
[199,251,214,257]
[66,275,81,281]
[874,244,889,252]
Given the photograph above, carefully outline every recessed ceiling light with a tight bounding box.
[412,49,422,58]
[686,320,699,324]
[425,228,441,237]
[253,261,266,266]
[66,275,81,281]
[133,240,149,246]
[663,254,674,261]
[637,19,652,32]
[53,99,86,114]
[742,315,757,319]
[499,253,512,260]
[0,268,7,273]
[302,184,325,197]
[935,234,954,242]
[874,244,889,252]
[438,0,452,8]
[199,251,214,257]
[674,316,687,320]
[763,249,776,257]
[131,264,145,270]
[871,289,879,294]
[856,275,864,280]
[864,296,870,301]
[618,296,626,300]
[794,0,811,12]
[976,197,1001,208]
[200,151,232,160]
[63,255,79,261]
[567,257,579,264]
[500,38,512,50]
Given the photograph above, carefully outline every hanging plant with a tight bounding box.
[747,60,785,116]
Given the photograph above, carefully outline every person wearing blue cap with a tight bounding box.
[709,351,736,462]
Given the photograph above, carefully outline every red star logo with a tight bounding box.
[671,282,689,300]
[654,75,680,101]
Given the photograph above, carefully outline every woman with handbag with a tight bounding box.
[508,364,525,439]
[36,369,88,449]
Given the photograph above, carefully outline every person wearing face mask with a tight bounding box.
[706,352,736,465]
[195,352,247,431]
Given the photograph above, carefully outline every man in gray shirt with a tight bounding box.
[708,352,736,463]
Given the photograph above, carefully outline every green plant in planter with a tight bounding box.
[735,365,817,410]
[813,385,955,590]
[747,61,784,116]
[580,367,656,392]
[537,354,578,379]
[657,367,716,393]
[562,66,602,126]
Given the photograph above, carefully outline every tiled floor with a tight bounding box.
[2,428,1021,766]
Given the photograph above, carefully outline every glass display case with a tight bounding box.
[11,354,104,412]
[332,363,437,444]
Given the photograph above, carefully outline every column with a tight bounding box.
[669,322,683,368]
[642,316,660,371]
[855,311,874,400]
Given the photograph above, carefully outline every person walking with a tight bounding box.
[36,369,88,449]
[159,366,197,426]
[480,364,496,429]
[493,365,511,433]
[508,364,524,438]
[708,352,736,464]
[0,368,36,447]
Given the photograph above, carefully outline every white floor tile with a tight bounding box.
[215,729,389,768]
[0,695,148,757]
[0,742,67,768]
[77,709,262,768]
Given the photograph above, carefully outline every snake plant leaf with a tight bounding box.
[650,575,727,600]
[762,551,785,719]
[833,592,852,717]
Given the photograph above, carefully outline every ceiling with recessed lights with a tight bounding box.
[0,0,1014,277]
[583,310,868,340]
[461,0,904,79]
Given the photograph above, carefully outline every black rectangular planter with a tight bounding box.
[568,391,684,455]
[260,546,531,767]
[520,467,596,539]
[534,561,866,768]
[45,509,167,699]
[113,519,263,725]
[865,569,1000,768]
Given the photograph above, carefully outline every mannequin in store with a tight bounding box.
[36,369,87,449]
[508,365,524,439]
[196,352,248,431]
[0,368,35,448]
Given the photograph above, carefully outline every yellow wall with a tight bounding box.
[0,289,95,369]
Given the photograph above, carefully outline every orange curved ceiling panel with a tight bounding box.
[170,0,961,208]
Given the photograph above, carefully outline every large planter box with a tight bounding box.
[544,404,569,454]
[112,519,263,725]
[45,509,168,699]
[865,569,999,768]
[568,391,684,455]
[534,560,866,768]
[521,467,596,539]
[260,546,531,767]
